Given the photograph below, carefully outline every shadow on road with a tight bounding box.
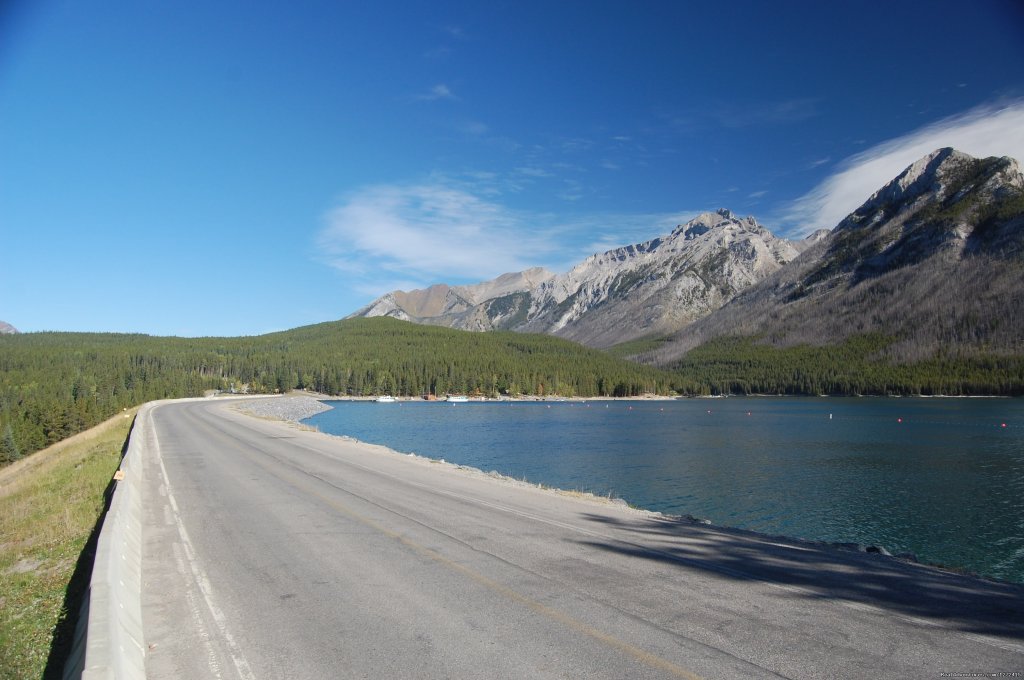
[576,512,1024,640]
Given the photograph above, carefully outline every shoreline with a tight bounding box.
[233,395,1017,586]
[287,390,1015,403]
[298,392,678,403]
[233,395,657,514]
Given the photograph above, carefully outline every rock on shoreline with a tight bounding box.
[234,395,332,422]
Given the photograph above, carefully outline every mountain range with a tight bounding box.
[352,209,825,348]
[644,148,1024,366]
[352,148,1024,366]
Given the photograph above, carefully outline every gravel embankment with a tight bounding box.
[234,395,332,422]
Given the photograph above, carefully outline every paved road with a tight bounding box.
[139,399,1023,679]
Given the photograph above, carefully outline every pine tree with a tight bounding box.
[1,422,20,464]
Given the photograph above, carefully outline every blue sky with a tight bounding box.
[2,0,1023,336]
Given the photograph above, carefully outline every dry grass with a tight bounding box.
[0,408,136,679]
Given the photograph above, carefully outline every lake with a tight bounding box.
[304,397,1024,584]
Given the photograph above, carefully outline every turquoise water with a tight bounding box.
[304,398,1024,583]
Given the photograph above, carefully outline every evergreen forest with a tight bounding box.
[0,318,672,463]
[3,317,1022,467]
[668,334,1024,397]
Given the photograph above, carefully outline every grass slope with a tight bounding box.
[0,408,136,679]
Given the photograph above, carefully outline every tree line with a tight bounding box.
[3,317,1021,466]
[0,318,673,464]
[669,334,1024,397]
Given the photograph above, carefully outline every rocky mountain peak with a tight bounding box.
[351,206,806,347]
[671,209,765,242]
[647,148,1024,367]
[837,147,961,229]
[349,268,556,327]
[888,147,967,196]
[835,147,1023,233]
[349,147,1023,365]
[0,321,18,335]
[804,148,1024,290]
[513,208,806,345]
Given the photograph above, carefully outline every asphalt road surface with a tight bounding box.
[139,399,1024,679]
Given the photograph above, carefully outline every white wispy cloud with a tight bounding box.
[423,45,453,60]
[779,99,1024,236]
[460,120,489,136]
[572,211,703,260]
[514,166,553,178]
[661,98,820,134]
[319,183,556,295]
[441,24,466,39]
[318,180,705,296]
[559,137,595,153]
[557,178,586,202]
[416,84,457,101]
[713,97,820,129]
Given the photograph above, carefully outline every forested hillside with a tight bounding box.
[0,318,674,464]
[6,289,1021,468]
[668,334,1024,396]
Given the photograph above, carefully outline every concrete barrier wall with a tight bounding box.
[63,404,150,680]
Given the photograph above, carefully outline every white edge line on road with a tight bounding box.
[149,405,258,680]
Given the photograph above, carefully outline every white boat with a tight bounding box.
[375,395,397,403]
[446,395,469,403]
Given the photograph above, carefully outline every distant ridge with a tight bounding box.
[349,148,1023,374]
[0,321,18,335]
[351,210,817,347]
[518,209,819,347]
[645,148,1024,365]
[352,267,556,332]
